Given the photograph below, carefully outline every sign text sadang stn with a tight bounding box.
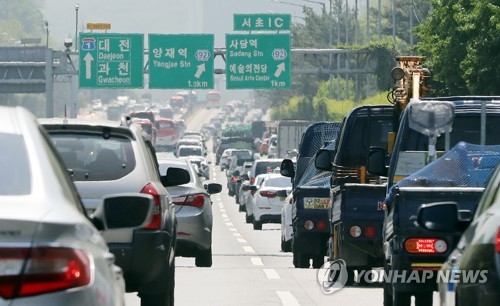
[79,33,144,88]
[225,33,291,89]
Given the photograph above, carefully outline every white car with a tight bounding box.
[246,173,292,230]
[267,134,278,158]
[281,192,294,252]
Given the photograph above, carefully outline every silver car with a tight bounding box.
[0,106,153,305]
[157,157,222,267]
[40,118,181,306]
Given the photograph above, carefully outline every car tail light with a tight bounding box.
[231,176,239,182]
[364,226,377,239]
[496,227,500,254]
[250,177,255,184]
[141,183,162,229]
[405,238,447,254]
[0,247,91,299]
[350,226,361,238]
[172,194,205,208]
[304,220,314,230]
[259,190,276,198]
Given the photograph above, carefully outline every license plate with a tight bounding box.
[303,197,330,209]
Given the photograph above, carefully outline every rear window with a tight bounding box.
[254,161,281,176]
[179,147,202,157]
[263,176,292,188]
[233,150,252,159]
[159,109,174,118]
[0,133,31,195]
[49,133,135,181]
[158,121,174,129]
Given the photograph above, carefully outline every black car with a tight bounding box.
[418,164,500,306]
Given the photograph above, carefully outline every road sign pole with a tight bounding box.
[45,48,54,117]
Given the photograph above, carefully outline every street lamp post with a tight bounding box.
[75,4,79,51]
[45,21,49,47]
[272,0,306,9]
[300,0,326,15]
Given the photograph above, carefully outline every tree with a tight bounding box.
[415,0,500,95]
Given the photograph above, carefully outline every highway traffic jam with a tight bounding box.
[3,74,500,306]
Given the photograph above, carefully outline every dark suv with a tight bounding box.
[40,118,182,306]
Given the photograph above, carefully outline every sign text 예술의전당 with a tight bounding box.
[225,34,291,89]
[148,34,214,89]
[79,33,144,88]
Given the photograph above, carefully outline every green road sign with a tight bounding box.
[148,34,214,89]
[233,14,291,31]
[226,34,291,89]
[79,33,144,88]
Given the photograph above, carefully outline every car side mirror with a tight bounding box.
[92,193,153,230]
[280,159,295,178]
[241,173,250,181]
[314,149,334,171]
[417,201,460,232]
[367,147,387,176]
[206,183,222,194]
[161,167,191,187]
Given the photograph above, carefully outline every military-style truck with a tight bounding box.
[314,105,394,278]
[366,57,500,306]
[280,122,341,269]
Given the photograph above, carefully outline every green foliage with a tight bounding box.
[271,78,391,122]
[415,0,500,95]
[0,0,45,45]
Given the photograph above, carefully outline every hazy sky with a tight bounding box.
[41,0,309,48]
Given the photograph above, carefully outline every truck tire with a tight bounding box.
[245,212,252,223]
[312,255,324,269]
[415,291,433,306]
[281,238,292,252]
[253,220,262,230]
[297,252,310,268]
[139,262,174,306]
[383,263,393,306]
[392,290,411,306]
[195,247,212,267]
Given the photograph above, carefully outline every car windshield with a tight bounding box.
[49,133,135,181]
[0,133,31,195]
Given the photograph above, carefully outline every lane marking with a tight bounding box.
[263,269,280,280]
[237,238,247,243]
[225,222,234,227]
[276,291,300,306]
[251,257,264,266]
[229,228,237,232]
[221,213,228,218]
[220,209,226,213]
[233,233,241,237]
[243,246,255,253]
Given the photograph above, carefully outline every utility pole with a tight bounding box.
[366,0,370,42]
[75,4,79,51]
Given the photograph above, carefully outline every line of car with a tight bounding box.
[0,105,222,306]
